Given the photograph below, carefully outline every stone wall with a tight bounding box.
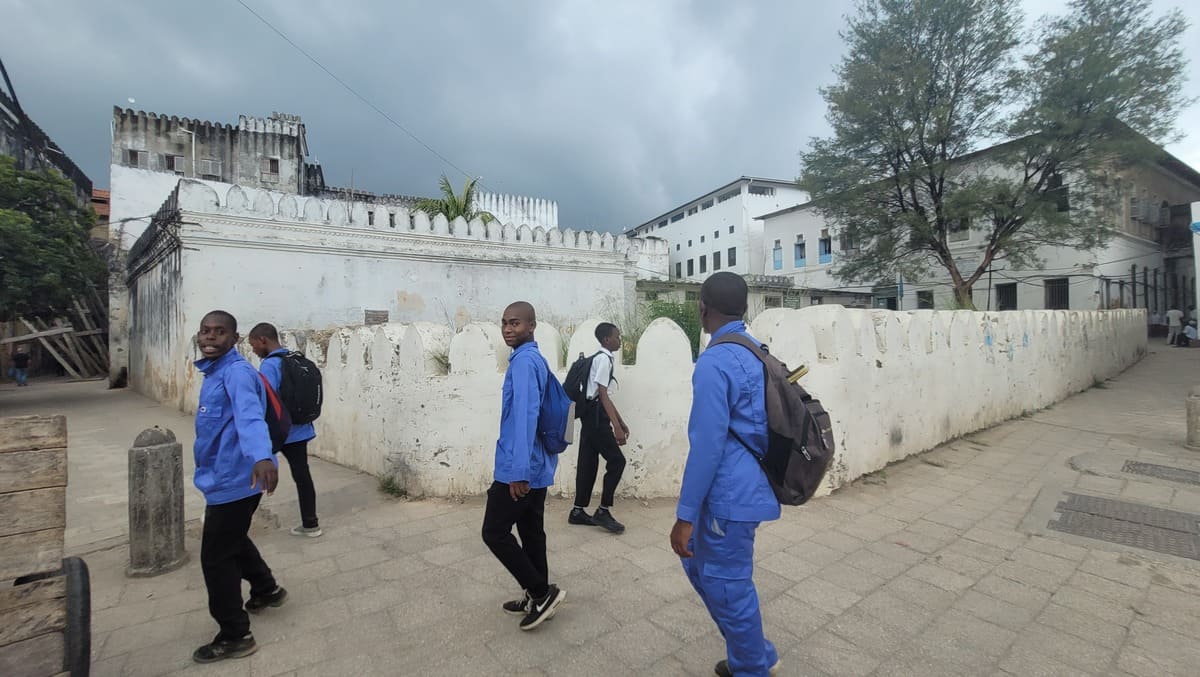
[231,306,1145,499]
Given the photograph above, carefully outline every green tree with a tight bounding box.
[799,0,1189,308]
[413,174,496,224]
[0,156,104,321]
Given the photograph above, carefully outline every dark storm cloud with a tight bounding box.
[3,0,1197,231]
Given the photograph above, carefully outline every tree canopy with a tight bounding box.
[799,0,1189,308]
[0,155,105,321]
[413,174,496,224]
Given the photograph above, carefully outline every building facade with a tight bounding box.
[759,146,1200,313]
[626,177,808,282]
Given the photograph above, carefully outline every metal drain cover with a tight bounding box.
[1122,460,1200,486]
[1048,492,1200,561]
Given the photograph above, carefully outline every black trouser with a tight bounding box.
[280,440,319,528]
[481,481,549,597]
[201,493,276,640]
[574,406,626,509]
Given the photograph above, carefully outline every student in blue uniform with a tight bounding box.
[482,301,567,631]
[670,273,782,677]
[190,310,286,664]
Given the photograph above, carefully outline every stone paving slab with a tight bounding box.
[4,347,1200,676]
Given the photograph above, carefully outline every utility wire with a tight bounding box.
[233,0,482,188]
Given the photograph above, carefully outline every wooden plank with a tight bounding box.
[0,449,66,493]
[0,529,63,583]
[74,328,105,338]
[0,598,66,646]
[0,416,67,454]
[0,327,73,345]
[53,320,101,376]
[72,298,109,366]
[34,319,86,378]
[0,488,66,539]
[0,632,63,677]
[18,319,81,380]
[0,577,65,615]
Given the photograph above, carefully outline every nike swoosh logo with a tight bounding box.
[535,595,553,612]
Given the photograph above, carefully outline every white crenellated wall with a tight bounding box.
[474,190,558,231]
[221,306,1145,499]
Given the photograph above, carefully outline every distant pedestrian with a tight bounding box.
[1175,320,1197,348]
[569,322,629,534]
[1166,306,1184,345]
[10,347,30,386]
[249,323,322,538]
[482,301,566,631]
[670,272,781,677]
[191,310,286,663]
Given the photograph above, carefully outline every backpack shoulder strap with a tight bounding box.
[709,333,768,362]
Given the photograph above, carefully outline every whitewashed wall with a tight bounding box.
[236,306,1145,499]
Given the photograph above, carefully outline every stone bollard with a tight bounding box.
[1188,387,1200,451]
[127,427,188,576]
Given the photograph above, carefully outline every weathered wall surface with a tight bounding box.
[207,306,1143,499]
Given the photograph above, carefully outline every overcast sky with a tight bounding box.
[4,0,1199,231]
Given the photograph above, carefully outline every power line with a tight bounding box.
[233,0,481,187]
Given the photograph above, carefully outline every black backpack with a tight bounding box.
[711,334,834,506]
[562,352,600,407]
[268,351,323,425]
[256,373,293,452]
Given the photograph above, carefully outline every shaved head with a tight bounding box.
[504,301,536,323]
[700,272,748,317]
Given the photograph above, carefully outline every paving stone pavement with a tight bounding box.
[2,344,1200,676]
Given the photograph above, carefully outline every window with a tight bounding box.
[949,217,969,242]
[658,220,668,228]
[126,149,148,168]
[671,213,685,223]
[688,206,698,216]
[728,225,735,234]
[714,230,719,240]
[794,241,807,267]
[700,255,708,274]
[839,232,855,251]
[1047,173,1070,212]
[818,236,833,264]
[717,189,740,203]
[748,185,775,196]
[713,251,722,270]
[389,212,397,228]
[765,296,782,308]
[687,259,695,276]
[676,244,681,251]
[367,210,375,226]
[676,262,682,278]
[917,291,934,309]
[700,235,706,243]
[261,157,280,182]
[198,158,221,180]
[1044,278,1069,310]
[701,199,714,210]
[996,283,1017,310]
[727,247,737,267]
[687,239,692,247]
[163,154,184,175]
[772,241,783,271]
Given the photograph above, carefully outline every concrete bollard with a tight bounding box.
[1189,387,1200,451]
[127,427,188,577]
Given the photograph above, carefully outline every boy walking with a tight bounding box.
[191,310,287,663]
[249,323,322,537]
[569,322,629,533]
[481,301,567,631]
[11,347,30,386]
[670,273,781,677]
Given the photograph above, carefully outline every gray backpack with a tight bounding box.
[710,334,835,506]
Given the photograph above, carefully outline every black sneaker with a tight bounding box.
[715,658,781,676]
[503,590,531,616]
[245,586,287,614]
[592,509,625,534]
[568,508,596,526]
[519,585,565,631]
[192,634,258,663]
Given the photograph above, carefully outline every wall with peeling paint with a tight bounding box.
[167,305,1143,500]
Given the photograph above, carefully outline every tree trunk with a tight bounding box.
[953,282,976,310]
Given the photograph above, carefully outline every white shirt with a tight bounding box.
[1166,309,1184,327]
[1186,325,1198,340]
[585,347,616,401]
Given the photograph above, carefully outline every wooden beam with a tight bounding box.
[0,416,67,454]
[0,449,66,494]
[53,319,101,376]
[0,488,67,539]
[18,319,81,380]
[0,577,65,615]
[72,298,109,367]
[0,529,63,582]
[0,327,73,345]
[0,632,64,677]
[0,598,67,647]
